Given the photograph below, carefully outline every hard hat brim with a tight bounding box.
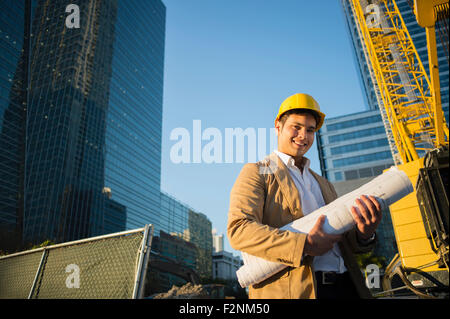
[275,108,325,132]
[275,93,325,131]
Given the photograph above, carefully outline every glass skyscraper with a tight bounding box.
[0,0,166,246]
[24,0,118,243]
[0,1,213,281]
[103,0,165,232]
[0,0,28,248]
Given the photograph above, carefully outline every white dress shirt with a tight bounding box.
[274,150,347,273]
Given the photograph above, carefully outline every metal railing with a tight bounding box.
[0,224,153,299]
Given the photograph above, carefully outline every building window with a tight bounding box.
[333,151,392,168]
[330,138,388,155]
[358,167,372,178]
[328,126,386,143]
[327,115,382,132]
[344,170,358,180]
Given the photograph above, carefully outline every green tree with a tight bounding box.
[31,239,54,250]
[355,251,387,270]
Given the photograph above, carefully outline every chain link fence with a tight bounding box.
[0,224,153,299]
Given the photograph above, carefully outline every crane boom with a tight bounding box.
[347,0,449,298]
[349,0,448,165]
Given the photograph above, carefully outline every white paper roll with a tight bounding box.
[236,166,413,288]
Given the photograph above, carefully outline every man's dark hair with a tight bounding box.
[278,109,319,129]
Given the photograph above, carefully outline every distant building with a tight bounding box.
[160,192,213,279]
[187,210,213,279]
[144,191,214,294]
[212,229,224,253]
[212,250,243,281]
[149,230,198,294]
[153,230,197,271]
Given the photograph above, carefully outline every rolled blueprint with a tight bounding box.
[236,166,413,288]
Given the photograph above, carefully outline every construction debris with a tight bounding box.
[151,283,209,299]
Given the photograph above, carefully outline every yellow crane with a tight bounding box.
[347,0,448,298]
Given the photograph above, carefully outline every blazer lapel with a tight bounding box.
[268,152,303,218]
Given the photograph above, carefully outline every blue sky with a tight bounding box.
[160,0,368,253]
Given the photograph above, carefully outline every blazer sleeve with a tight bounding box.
[227,163,306,268]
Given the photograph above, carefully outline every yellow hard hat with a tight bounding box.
[275,93,325,131]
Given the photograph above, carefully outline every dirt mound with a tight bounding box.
[151,283,209,299]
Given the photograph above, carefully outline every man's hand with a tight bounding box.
[304,215,342,256]
[350,195,382,241]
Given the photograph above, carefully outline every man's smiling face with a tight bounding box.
[275,112,317,160]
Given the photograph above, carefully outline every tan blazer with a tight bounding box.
[227,152,374,299]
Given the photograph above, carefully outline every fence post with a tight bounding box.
[132,224,154,299]
[28,248,48,299]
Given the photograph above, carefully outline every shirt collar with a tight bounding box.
[274,150,310,171]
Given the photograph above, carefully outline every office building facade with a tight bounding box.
[0,0,27,248]
[0,0,166,246]
[24,0,118,243]
[0,0,113,243]
[212,229,224,253]
[149,230,198,293]
[212,250,243,281]
[104,0,166,232]
[160,192,213,279]
[317,109,394,183]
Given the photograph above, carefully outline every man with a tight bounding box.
[227,93,382,299]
